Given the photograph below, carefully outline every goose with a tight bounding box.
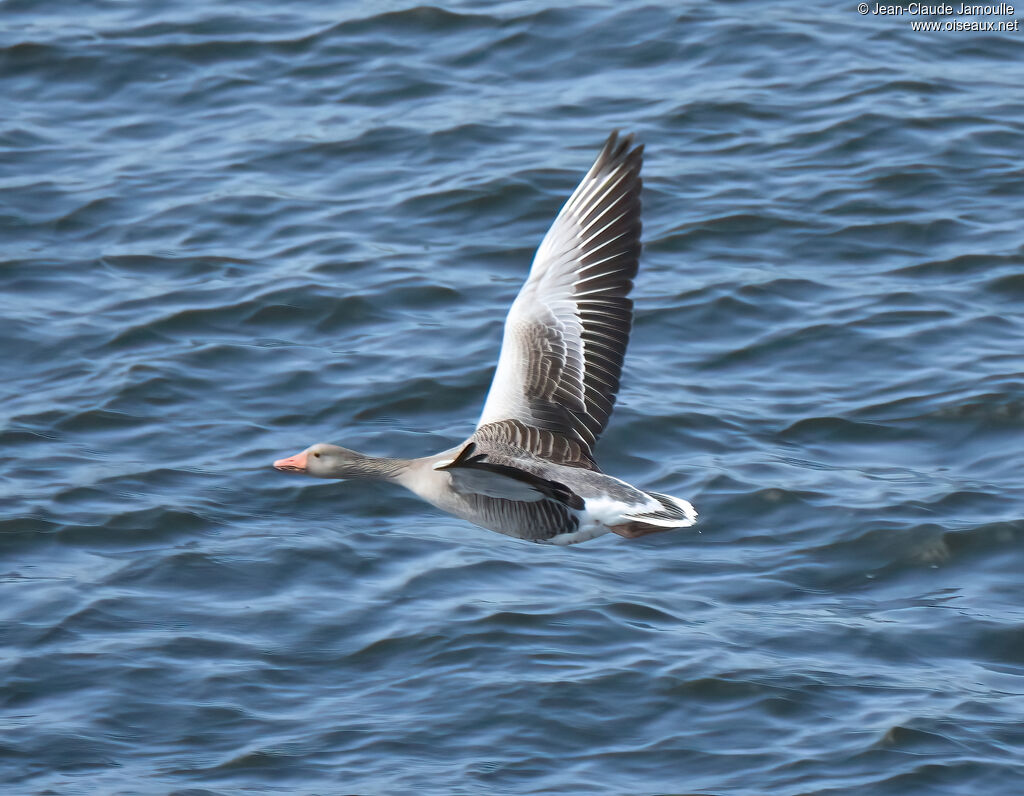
[274,132,697,544]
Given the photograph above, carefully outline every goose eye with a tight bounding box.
[313,452,321,458]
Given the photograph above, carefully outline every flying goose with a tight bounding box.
[274,132,697,544]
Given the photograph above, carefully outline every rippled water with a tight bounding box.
[4,1,1024,793]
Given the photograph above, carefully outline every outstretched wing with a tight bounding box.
[476,131,643,454]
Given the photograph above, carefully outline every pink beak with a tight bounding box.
[274,452,308,473]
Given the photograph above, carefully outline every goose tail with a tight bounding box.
[611,491,698,539]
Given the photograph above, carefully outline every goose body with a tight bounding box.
[274,133,697,544]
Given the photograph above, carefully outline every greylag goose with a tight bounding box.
[274,132,697,544]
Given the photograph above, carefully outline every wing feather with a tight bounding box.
[476,132,643,452]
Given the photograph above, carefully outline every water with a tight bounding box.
[3,1,1024,793]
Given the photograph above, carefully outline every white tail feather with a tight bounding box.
[622,491,698,528]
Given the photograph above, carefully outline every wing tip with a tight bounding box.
[601,130,644,170]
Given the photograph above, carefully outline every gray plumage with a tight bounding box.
[274,133,697,545]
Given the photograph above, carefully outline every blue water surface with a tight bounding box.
[3,1,1024,793]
